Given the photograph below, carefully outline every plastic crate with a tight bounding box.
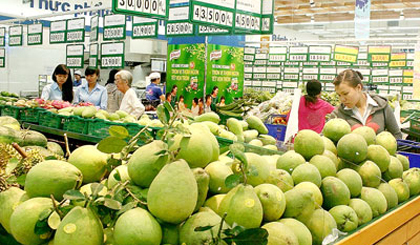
[63,115,89,134]
[265,114,287,142]
[397,139,420,168]
[20,107,41,123]
[38,110,67,129]
[1,105,22,119]
[87,119,148,138]
[409,118,420,133]
[399,152,420,168]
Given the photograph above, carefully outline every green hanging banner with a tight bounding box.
[9,25,23,46]
[50,20,67,44]
[0,27,5,47]
[101,42,125,68]
[66,44,84,68]
[66,18,85,43]
[103,15,126,41]
[0,48,5,68]
[27,23,43,45]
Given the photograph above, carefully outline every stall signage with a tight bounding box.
[27,23,43,45]
[302,67,319,81]
[101,42,125,68]
[66,44,84,68]
[253,73,266,79]
[266,66,281,73]
[132,17,158,38]
[309,46,331,62]
[269,47,287,62]
[389,69,403,84]
[289,46,308,62]
[190,0,235,29]
[404,69,414,84]
[389,53,407,67]
[254,60,267,65]
[166,7,196,37]
[371,68,388,83]
[103,15,126,41]
[89,43,99,68]
[112,0,169,19]
[353,59,370,67]
[235,0,261,33]
[0,28,5,47]
[66,18,85,42]
[333,45,359,63]
[50,20,67,44]
[90,15,99,42]
[319,67,337,82]
[9,25,23,46]
[283,67,300,81]
[368,45,391,63]
[0,48,5,68]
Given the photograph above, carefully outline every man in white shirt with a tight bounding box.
[115,70,145,119]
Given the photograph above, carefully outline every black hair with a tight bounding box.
[333,69,364,88]
[106,69,121,85]
[212,86,218,95]
[171,85,177,93]
[220,96,225,101]
[85,67,100,76]
[193,97,198,104]
[304,79,322,105]
[52,64,73,102]
[179,95,184,100]
[166,92,172,100]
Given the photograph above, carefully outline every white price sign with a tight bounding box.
[269,54,286,61]
[198,25,230,35]
[67,57,82,67]
[235,13,260,31]
[267,74,281,79]
[101,42,124,68]
[320,75,336,81]
[284,74,299,80]
[114,0,167,18]
[193,5,234,27]
[50,33,65,42]
[244,47,256,54]
[51,20,66,32]
[166,22,194,36]
[266,67,281,73]
[372,77,388,83]
[244,54,254,61]
[67,45,84,56]
[9,36,21,46]
[289,54,307,61]
[67,18,85,30]
[102,56,123,67]
[253,74,266,79]
[104,28,125,39]
[67,31,84,41]
[283,82,298,88]
[244,74,252,79]
[254,60,267,65]
[244,80,252,86]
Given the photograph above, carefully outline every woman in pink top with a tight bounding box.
[298,80,335,133]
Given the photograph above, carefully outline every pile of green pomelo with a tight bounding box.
[0,112,418,245]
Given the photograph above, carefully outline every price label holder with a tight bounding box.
[309,46,331,62]
[0,48,5,68]
[190,0,235,29]
[27,23,43,45]
[67,18,85,43]
[166,6,196,37]
[283,67,300,81]
[234,0,261,33]
[389,69,403,84]
[50,20,67,44]
[101,42,125,69]
[403,69,414,84]
[0,27,5,47]
[371,68,389,84]
[89,43,99,68]
[302,67,319,81]
[66,44,84,68]
[103,15,127,41]
[90,15,99,42]
[289,46,309,62]
[9,25,23,46]
[197,25,231,36]
[132,16,158,38]
[319,67,337,82]
[113,0,169,19]
[389,53,407,68]
[368,45,391,63]
[269,46,287,62]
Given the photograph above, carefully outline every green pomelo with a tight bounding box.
[240,120,249,130]
[68,145,108,184]
[46,142,64,156]
[337,133,368,163]
[348,198,373,226]
[81,106,97,118]
[383,156,403,181]
[366,145,391,172]
[25,160,83,201]
[358,161,382,188]
[0,125,22,144]
[249,139,264,147]
[73,107,84,116]
[73,183,107,207]
[227,118,243,136]
[259,134,277,145]
[218,129,237,141]
[279,218,312,245]
[115,110,128,118]
[294,182,323,208]
[95,112,107,120]
[179,208,228,245]
[148,160,198,224]
[402,168,420,196]
[202,121,221,135]
[388,178,410,204]
[276,150,306,174]
[263,145,278,151]
[114,208,162,245]
[321,177,351,210]
[336,168,363,198]
[263,155,280,170]
[243,129,259,143]
[10,197,53,245]
[397,154,410,171]
[293,130,325,160]
[304,209,337,245]
[322,136,337,155]
[107,165,131,189]
[329,205,358,232]
[361,187,388,217]
[22,145,55,159]
[20,130,48,147]
[192,123,220,162]
[246,116,268,134]
[378,183,399,210]
[0,116,20,130]
[267,169,294,193]
[127,140,169,188]
[291,163,322,187]
[244,153,270,186]
[204,194,226,214]
[161,224,179,245]
[323,150,340,170]
[376,131,397,155]
[323,118,351,143]
[309,155,337,178]
[194,112,220,124]
[218,184,263,228]
[0,187,27,234]
[205,161,234,194]
[255,184,286,222]
[262,222,299,245]
[54,207,103,245]
[352,126,376,145]
[192,168,210,212]
[283,188,316,222]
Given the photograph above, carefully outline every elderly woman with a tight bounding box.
[115,70,145,119]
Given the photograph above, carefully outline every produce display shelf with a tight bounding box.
[402,128,420,141]
[335,195,420,245]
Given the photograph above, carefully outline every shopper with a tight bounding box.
[293,79,335,134]
[191,97,199,116]
[41,64,73,102]
[105,69,123,113]
[74,67,107,109]
[146,72,165,103]
[73,70,83,87]
[333,69,402,139]
[205,94,212,113]
[115,70,145,119]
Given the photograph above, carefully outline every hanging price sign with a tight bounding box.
[197,25,231,35]
[50,20,66,44]
[90,15,99,42]
[302,67,319,81]
[67,18,85,42]
[89,43,99,68]
[66,44,84,68]
[389,53,407,68]
[166,7,196,37]
[190,0,235,29]
[0,48,5,68]
[319,67,337,82]
[101,42,125,68]
[132,17,158,38]
[113,0,169,19]
[0,28,5,47]
[333,45,359,63]
[283,67,300,81]
[368,45,391,63]
[389,69,403,84]
[103,15,126,41]
[27,23,43,45]
[403,69,413,84]
[371,68,389,83]
[9,25,23,46]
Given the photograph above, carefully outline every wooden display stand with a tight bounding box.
[336,196,420,245]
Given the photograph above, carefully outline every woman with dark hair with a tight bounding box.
[41,64,73,102]
[74,67,108,109]
[293,79,335,133]
[333,69,402,139]
[106,69,123,113]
